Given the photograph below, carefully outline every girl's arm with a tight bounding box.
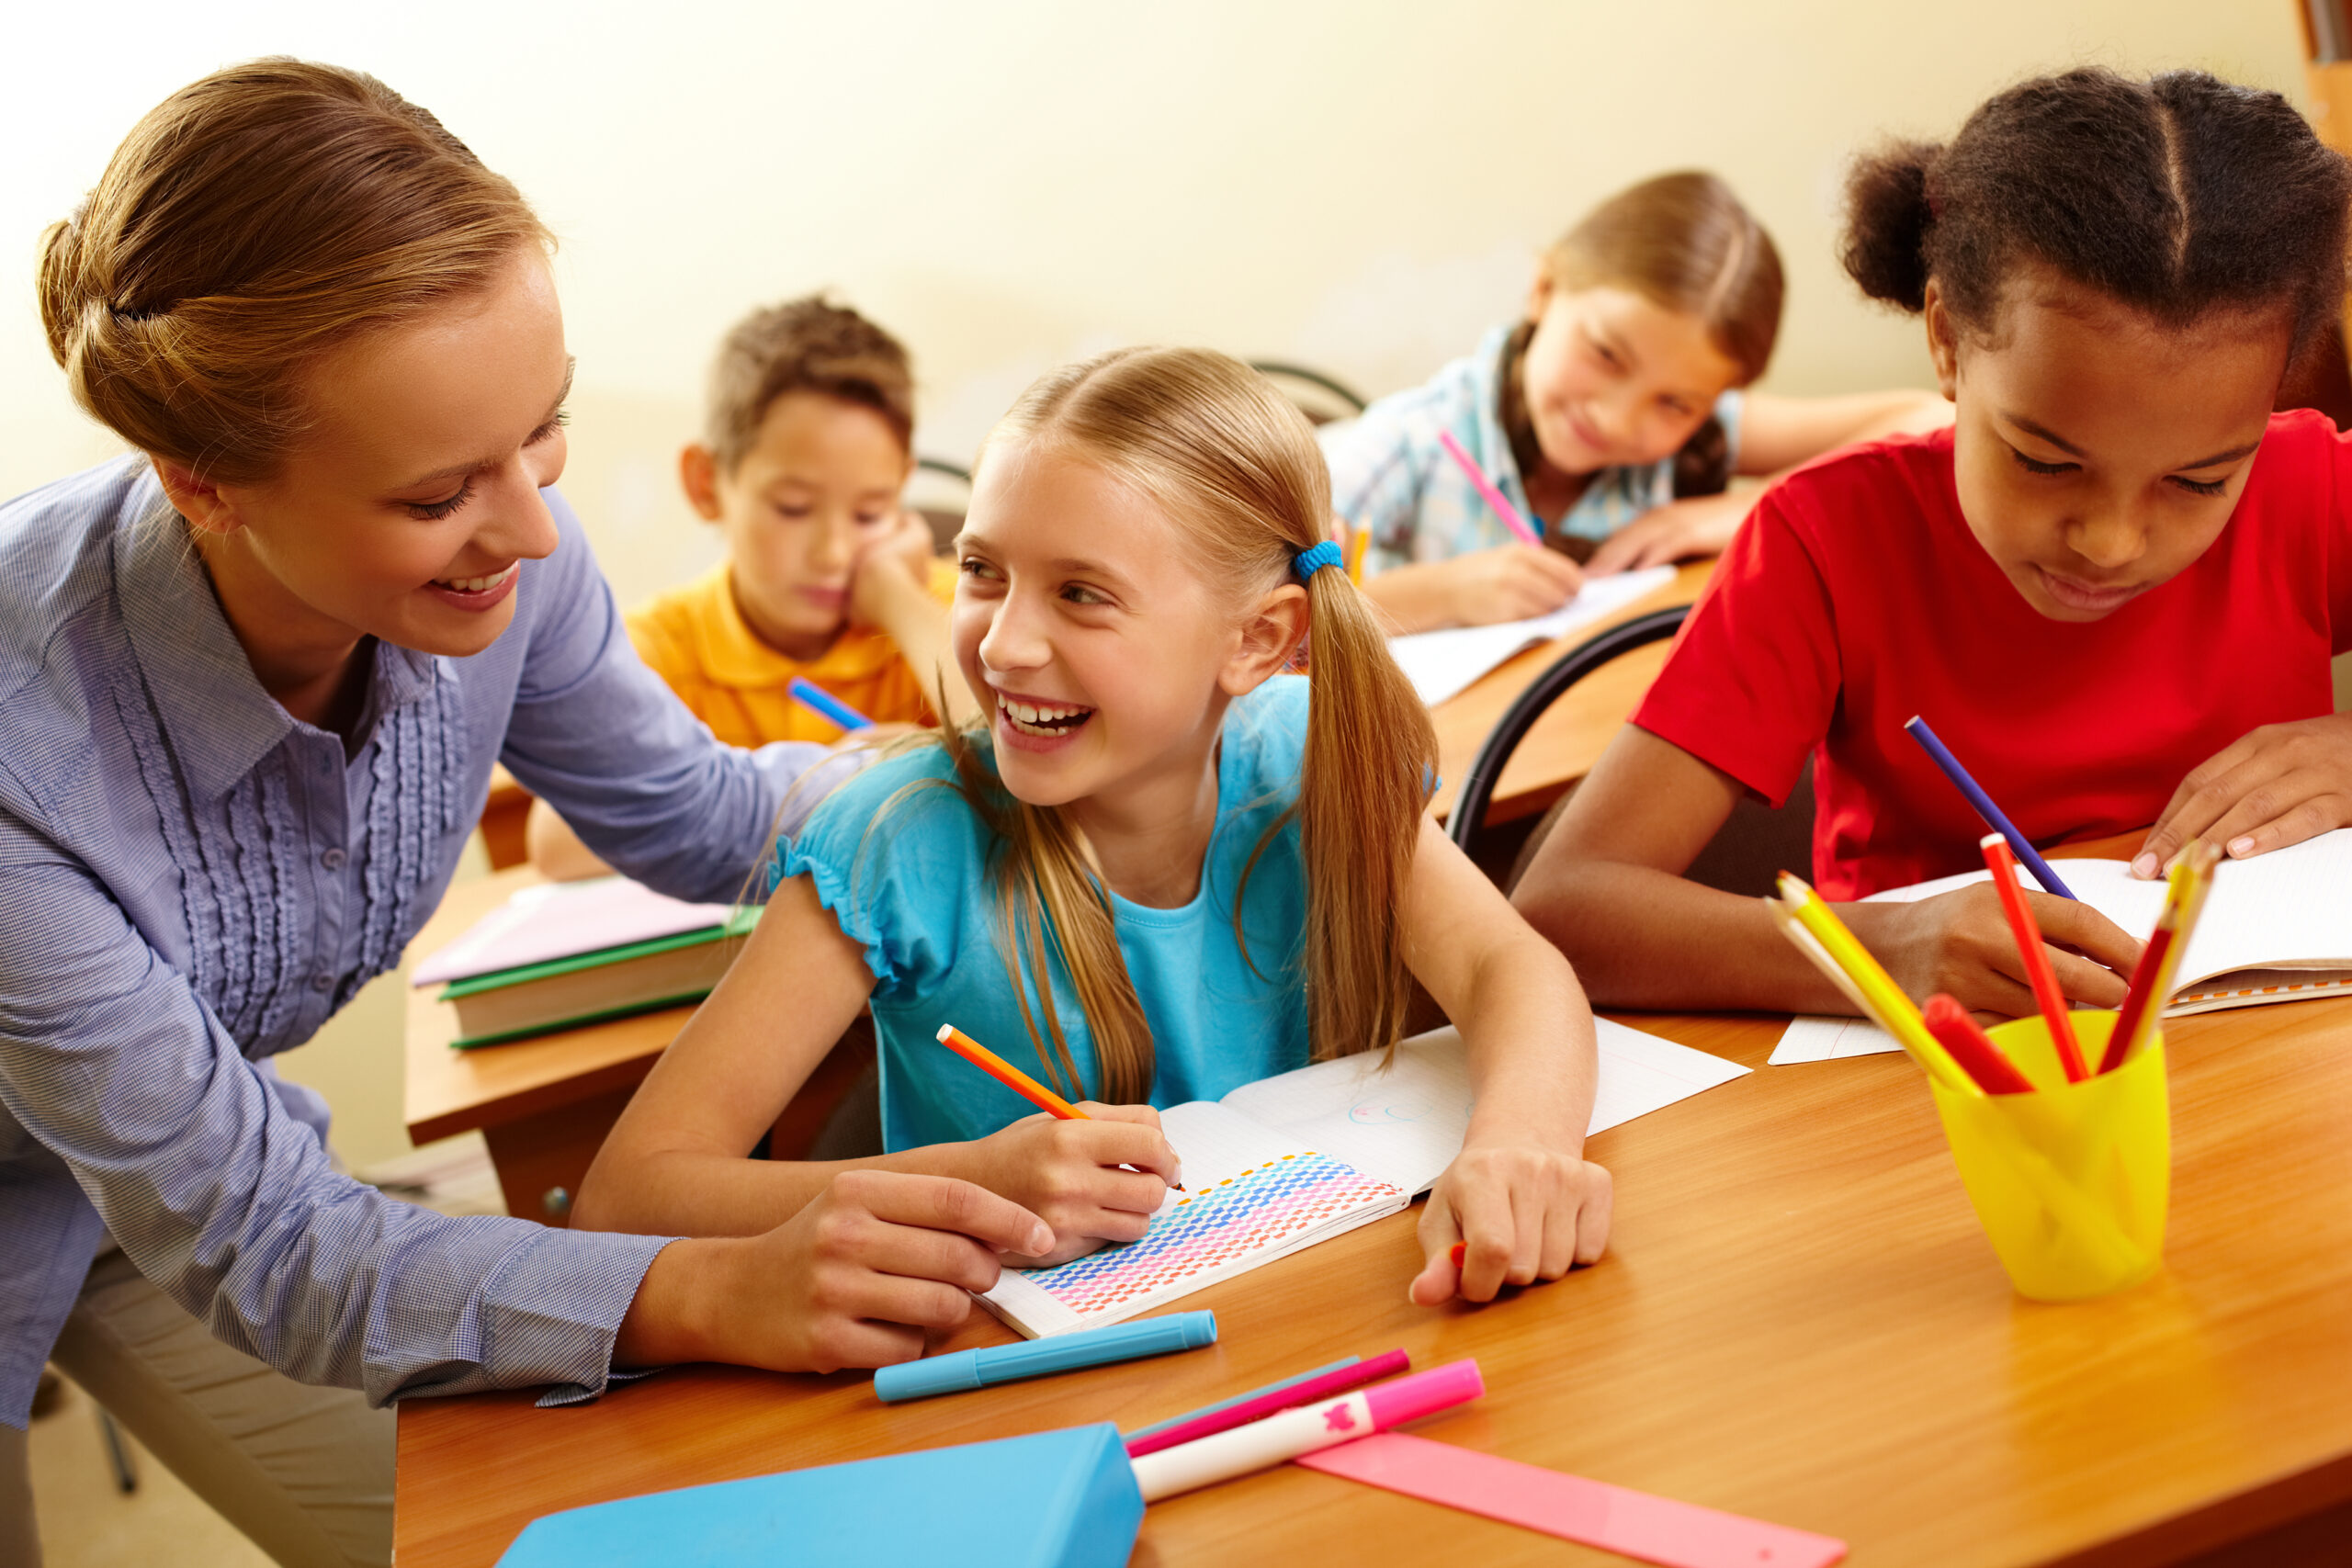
[572,872,1179,1258]
[1730,389,1953,477]
[1395,815,1612,1305]
[1585,391,1954,576]
[851,513,980,728]
[1509,725,2141,1015]
[1357,545,1586,634]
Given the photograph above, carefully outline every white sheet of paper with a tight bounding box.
[1385,565,1677,706]
[1217,1018,1749,1194]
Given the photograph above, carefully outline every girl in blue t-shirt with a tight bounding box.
[580,346,1612,1308]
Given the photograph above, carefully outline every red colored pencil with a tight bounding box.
[1921,994,2035,1094]
[1980,833,2087,1082]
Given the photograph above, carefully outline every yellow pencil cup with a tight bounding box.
[1927,1010,2169,1302]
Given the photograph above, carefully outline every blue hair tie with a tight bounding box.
[1292,539,1343,582]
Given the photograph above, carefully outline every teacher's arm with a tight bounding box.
[0,813,673,1404]
[492,492,861,906]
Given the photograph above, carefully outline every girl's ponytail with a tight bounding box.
[1295,555,1438,1066]
[1839,141,1940,313]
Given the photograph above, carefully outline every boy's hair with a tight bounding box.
[1841,68,2352,365]
[705,296,914,473]
[1540,172,1783,498]
[921,348,1437,1104]
[40,59,547,485]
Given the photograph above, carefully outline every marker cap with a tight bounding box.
[1364,1359,1485,1430]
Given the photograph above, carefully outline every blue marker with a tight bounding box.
[1903,715,2078,901]
[787,676,872,731]
[875,1310,1217,1403]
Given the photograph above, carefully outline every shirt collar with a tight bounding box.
[689,564,900,688]
[114,483,439,801]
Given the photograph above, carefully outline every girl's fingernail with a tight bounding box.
[2131,853,2157,878]
[1029,1225,1053,1254]
[2229,837,2256,857]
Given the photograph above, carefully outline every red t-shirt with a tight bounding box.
[1634,412,2352,900]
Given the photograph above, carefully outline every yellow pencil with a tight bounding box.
[1775,874,1977,1095]
[1343,519,1369,583]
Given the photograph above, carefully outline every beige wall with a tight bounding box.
[0,1,2310,1161]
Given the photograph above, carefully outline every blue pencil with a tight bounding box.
[1903,715,2077,901]
[787,676,872,732]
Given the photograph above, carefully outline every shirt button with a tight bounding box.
[311,972,334,993]
[321,847,347,871]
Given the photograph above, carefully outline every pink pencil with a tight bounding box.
[1435,429,1543,547]
[1123,1349,1411,1458]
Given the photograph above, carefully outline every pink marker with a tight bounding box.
[1129,1359,1484,1501]
[1125,1349,1411,1458]
[1435,429,1542,547]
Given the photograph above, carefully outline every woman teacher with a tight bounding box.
[0,60,1047,1568]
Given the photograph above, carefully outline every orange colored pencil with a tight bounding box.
[935,1023,1083,1119]
[934,1023,1182,1189]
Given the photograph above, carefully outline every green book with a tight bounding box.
[442,906,761,1048]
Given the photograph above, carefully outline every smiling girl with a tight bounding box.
[1510,68,2352,1020]
[1326,172,1950,633]
[576,347,1613,1306]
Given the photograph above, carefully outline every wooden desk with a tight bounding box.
[396,836,2352,1567]
[406,868,701,1223]
[1429,558,1712,824]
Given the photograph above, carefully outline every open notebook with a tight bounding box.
[979,1019,1747,1337]
[1385,565,1676,706]
[1772,828,2352,1066]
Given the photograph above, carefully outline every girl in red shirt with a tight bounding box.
[1513,66,2352,1021]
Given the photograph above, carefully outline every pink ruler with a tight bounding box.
[1296,1434,1845,1568]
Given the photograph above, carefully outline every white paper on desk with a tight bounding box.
[1386,565,1677,705]
[1217,1018,1748,1194]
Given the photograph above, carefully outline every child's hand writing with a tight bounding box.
[2134,715,2352,878]
[1439,543,1585,626]
[1585,494,1747,576]
[847,511,940,629]
[965,1103,1181,1266]
[1850,885,2140,1017]
[1410,1118,1612,1305]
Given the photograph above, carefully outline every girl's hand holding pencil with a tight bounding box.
[963,1104,1182,1266]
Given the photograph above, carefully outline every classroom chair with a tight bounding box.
[908,457,973,555]
[1247,361,1368,426]
[1446,606,1815,898]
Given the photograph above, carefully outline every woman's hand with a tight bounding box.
[1436,543,1586,626]
[2134,715,2352,877]
[616,1168,1052,1375]
[1849,885,2141,1018]
[1585,493,1747,575]
[1410,1118,1612,1305]
[958,1104,1180,1266]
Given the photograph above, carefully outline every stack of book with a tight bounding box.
[412,876,757,1047]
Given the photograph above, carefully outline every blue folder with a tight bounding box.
[495,1423,1143,1568]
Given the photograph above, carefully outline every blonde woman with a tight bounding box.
[3,61,1049,1568]
[577,348,1614,1305]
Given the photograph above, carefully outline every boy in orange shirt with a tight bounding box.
[529,298,966,875]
